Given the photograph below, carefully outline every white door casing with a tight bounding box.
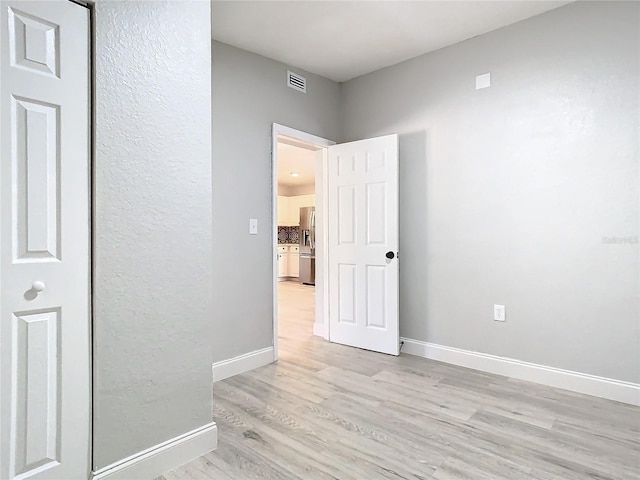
[328,134,399,355]
[0,1,90,479]
[271,124,334,361]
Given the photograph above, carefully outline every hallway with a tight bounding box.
[277,280,316,344]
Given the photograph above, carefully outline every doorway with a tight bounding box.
[271,124,333,360]
[272,127,401,359]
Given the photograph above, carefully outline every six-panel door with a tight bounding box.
[328,134,399,356]
[0,1,90,478]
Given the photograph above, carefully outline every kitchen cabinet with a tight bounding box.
[278,245,288,278]
[277,195,297,226]
[277,245,299,279]
[277,194,316,226]
[288,245,299,277]
[288,194,315,226]
[277,196,289,226]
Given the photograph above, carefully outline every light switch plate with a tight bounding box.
[494,304,506,322]
[476,72,491,90]
[249,218,258,235]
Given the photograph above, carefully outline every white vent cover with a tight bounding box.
[287,70,306,93]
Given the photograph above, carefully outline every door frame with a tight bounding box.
[271,124,334,361]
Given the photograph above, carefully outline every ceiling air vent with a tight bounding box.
[287,70,306,93]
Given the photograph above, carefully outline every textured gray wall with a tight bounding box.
[211,41,340,362]
[341,1,639,382]
[93,1,213,468]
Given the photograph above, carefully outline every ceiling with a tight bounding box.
[211,1,572,82]
[277,142,317,191]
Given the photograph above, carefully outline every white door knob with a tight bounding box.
[32,281,46,292]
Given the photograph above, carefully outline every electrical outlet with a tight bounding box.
[494,304,506,322]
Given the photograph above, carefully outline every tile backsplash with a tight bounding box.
[278,226,299,244]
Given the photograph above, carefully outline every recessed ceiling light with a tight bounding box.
[290,172,300,177]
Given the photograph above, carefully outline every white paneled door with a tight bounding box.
[1,1,90,479]
[328,135,399,355]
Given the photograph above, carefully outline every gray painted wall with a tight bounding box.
[211,41,340,362]
[93,1,213,468]
[341,1,639,383]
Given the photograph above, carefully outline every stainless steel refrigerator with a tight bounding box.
[299,206,315,285]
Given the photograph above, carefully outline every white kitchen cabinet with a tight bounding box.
[286,194,316,226]
[278,245,288,278]
[277,245,299,279]
[277,195,290,226]
[288,204,299,226]
[277,194,317,226]
[288,247,300,277]
[286,197,299,226]
[295,194,316,209]
[278,195,305,226]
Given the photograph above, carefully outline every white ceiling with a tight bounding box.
[211,1,572,82]
[277,142,317,190]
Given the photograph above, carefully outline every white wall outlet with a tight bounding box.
[476,72,491,90]
[494,304,506,322]
[249,218,258,235]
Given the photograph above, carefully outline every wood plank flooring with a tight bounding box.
[159,280,640,480]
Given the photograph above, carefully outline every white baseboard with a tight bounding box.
[400,337,640,406]
[313,322,325,337]
[92,423,217,480]
[212,347,274,383]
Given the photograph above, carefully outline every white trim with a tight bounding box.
[212,347,274,383]
[400,337,640,406]
[271,124,334,362]
[318,148,330,341]
[91,423,217,480]
[313,322,326,337]
[272,124,334,148]
[272,126,279,362]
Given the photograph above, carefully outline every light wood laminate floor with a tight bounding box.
[160,280,639,480]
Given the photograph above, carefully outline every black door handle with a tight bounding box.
[386,251,395,260]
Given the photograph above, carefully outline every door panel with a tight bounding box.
[366,265,386,328]
[328,134,399,355]
[12,97,60,261]
[1,1,90,479]
[12,309,60,477]
[8,7,59,77]
[338,263,356,324]
[366,183,386,245]
[337,185,356,244]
